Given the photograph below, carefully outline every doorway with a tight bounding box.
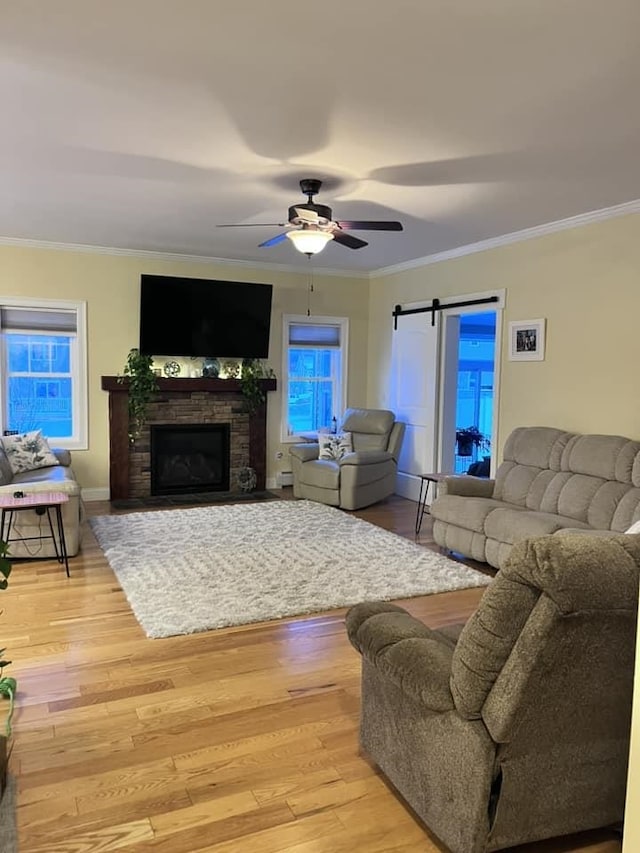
[449,311,496,475]
[390,292,503,502]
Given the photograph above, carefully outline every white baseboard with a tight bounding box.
[395,472,421,503]
[82,487,110,502]
[266,477,278,491]
[276,471,294,487]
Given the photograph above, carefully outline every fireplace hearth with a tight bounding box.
[150,424,230,496]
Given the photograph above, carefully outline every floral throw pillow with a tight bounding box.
[2,430,59,475]
[318,432,353,461]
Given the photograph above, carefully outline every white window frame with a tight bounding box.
[281,314,349,443]
[0,296,88,450]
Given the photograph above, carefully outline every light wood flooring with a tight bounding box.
[1,492,622,852]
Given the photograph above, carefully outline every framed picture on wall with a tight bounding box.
[508,318,546,361]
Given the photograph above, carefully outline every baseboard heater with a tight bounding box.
[277,471,294,487]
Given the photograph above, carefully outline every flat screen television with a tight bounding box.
[139,275,273,359]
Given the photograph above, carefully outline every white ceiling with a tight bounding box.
[2,1,640,273]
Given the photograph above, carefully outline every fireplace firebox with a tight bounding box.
[150,424,230,496]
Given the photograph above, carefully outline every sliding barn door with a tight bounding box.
[390,309,441,502]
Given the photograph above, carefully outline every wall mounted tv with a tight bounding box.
[139,275,273,359]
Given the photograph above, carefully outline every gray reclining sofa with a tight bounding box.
[346,532,640,852]
[431,426,640,569]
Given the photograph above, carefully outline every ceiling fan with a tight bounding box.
[217,179,403,255]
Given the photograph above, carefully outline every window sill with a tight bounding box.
[282,432,319,444]
[49,438,88,451]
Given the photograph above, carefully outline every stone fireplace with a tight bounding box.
[101,376,276,500]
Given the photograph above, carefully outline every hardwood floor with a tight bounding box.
[1,492,621,852]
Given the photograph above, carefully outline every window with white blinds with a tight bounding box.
[0,298,88,449]
[282,314,348,441]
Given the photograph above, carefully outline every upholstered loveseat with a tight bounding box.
[0,444,82,558]
[431,426,640,569]
[346,533,640,852]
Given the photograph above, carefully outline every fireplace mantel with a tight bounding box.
[100,377,276,394]
[101,376,277,500]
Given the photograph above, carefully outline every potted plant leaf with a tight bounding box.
[239,359,276,414]
[118,348,159,442]
[455,426,489,457]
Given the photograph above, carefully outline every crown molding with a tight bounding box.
[0,236,368,279]
[2,197,638,282]
[370,198,640,278]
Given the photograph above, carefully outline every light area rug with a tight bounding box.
[89,500,491,639]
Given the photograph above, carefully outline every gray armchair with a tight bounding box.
[289,407,405,510]
[346,533,640,853]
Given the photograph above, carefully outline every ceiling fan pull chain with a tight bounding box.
[307,258,314,317]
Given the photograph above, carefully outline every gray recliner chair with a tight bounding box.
[346,533,640,853]
[289,407,405,510]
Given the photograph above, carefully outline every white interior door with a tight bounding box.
[389,290,504,502]
[390,309,440,502]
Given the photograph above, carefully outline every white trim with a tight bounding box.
[276,471,294,487]
[0,236,367,279]
[395,471,422,504]
[266,477,277,491]
[432,290,504,476]
[74,301,88,449]
[281,313,349,443]
[489,304,504,478]
[0,294,86,312]
[371,198,640,278]
[0,296,88,450]
[82,487,110,502]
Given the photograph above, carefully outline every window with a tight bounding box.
[0,298,88,449]
[282,315,348,441]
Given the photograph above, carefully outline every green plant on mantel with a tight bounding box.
[118,348,159,442]
[239,359,276,414]
[0,540,16,738]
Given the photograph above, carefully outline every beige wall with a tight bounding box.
[367,213,640,453]
[3,214,639,492]
[4,214,638,492]
[368,214,640,843]
[0,245,368,492]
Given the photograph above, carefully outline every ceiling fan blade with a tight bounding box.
[294,207,320,223]
[217,223,286,228]
[336,220,404,231]
[332,231,368,250]
[258,232,289,248]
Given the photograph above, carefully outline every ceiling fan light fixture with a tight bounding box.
[286,229,334,255]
